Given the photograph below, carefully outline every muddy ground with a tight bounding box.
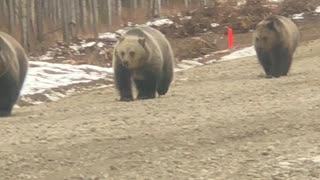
[1,14,320,179]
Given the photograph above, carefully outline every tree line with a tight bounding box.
[0,0,219,52]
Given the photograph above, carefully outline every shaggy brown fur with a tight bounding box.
[0,32,29,117]
[253,15,300,78]
[113,26,175,101]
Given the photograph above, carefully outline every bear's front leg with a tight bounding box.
[0,74,19,117]
[114,64,133,102]
[0,110,11,117]
[134,78,157,100]
[271,47,284,78]
[0,95,14,117]
[256,49,272,78]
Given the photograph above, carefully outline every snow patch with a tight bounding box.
[21,61,113,96]
[98,32,118,39]
[211,23,220,27]
[316,6,320,13]
[115,29,128,36]
[180,16,192,20]
[82,41,96,48]
[39,55,54,61]
[220,46,256,61]
[146,19,174,27]
[292,13,304,20]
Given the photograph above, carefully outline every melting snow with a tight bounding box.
[211,23,220,27]
[115,29,128,36]
[146,19,174,26]
[39,55,54,61]
[98,32,118,39]
[316,6,320,13]
[180,16,192,20]
[81,41,96,48]
[21,61,113,96]
[292,13,304,20]
[220,46,256,61]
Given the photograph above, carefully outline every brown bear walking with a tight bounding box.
[112,26,175,101]
[253,15,300,78]
[0,32,29,117]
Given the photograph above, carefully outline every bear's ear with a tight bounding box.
[266,19,281,33]
[266,21,275,30]
[138,38,146,47]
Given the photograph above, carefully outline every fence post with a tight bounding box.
[228,28,234,49]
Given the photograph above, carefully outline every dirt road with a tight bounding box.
[1,38,320,180]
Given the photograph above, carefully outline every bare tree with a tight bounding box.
[92,0,99,39]
[35,0,44,41]
[152,0,161,18]
[7,0,15,33]
[107,0,113,27]
[185,0,191,7]
[117,0,122,21]
[20,0,28,49]
[61,0,70,42]
[0,0,215,51]
[79,0,88,32]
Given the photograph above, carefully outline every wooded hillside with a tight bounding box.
[0,0,217,51]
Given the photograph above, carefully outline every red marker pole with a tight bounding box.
[228,28,234,49]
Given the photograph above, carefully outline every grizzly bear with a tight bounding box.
[253,15,300,78]
[112,26,175,101]
[0,32,29,117]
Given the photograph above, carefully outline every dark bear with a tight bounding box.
[253,15,300,78]
[0,32,29,117]
[112,26,175,101]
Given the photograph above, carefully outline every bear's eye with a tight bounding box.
[120,51,125,57]
[129,51,135,57]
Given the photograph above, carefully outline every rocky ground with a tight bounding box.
[1,15,320,180]
[1,1,320,180]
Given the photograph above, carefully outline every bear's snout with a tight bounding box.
[122,60,129,67]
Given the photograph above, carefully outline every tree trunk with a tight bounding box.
[107,0,113,27]
[152,0,161,18]
[7,0,14,34]
[35,0,44,42]
[27,0,33,50]
[91,0,99,39]
[79,0,87,32]
[61,0,70,43]
[70,0,77,40]
[20,0,28,49]
[117,0,122,21]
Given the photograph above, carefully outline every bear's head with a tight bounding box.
[254,18,281,51]
[116,36,148,69]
